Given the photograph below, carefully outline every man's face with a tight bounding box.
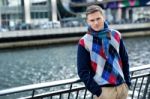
[87,11,105,31]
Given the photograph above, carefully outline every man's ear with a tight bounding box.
[86,18,90,26]
[86,22,90,27]
[86,18,88,23]
[103,15,106,21]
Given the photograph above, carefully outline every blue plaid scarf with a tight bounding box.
[82,22,125,85]
[88,22,111,58]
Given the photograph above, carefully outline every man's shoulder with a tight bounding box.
[110,29,121,34]
[110,29,122,38]
[78,33,93,46]
[80,33,93,40]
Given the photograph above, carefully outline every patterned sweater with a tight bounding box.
[77,28,131,96]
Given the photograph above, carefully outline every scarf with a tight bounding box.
[79,23,125,85]
[88,21,111,39]
[88,22,111,58]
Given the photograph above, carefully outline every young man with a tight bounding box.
[77,5,131,99]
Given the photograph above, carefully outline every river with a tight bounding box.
[0,36,150,90]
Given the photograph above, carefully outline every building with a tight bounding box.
[0,0,150,30]
[0,0,50,27]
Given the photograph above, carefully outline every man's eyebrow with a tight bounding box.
[90,19,95,21]
[90,17,101,21]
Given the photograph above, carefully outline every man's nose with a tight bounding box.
[94,20,98,25]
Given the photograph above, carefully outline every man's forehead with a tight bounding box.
[87,11,103,19]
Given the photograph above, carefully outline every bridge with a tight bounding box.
[0,64,150,99]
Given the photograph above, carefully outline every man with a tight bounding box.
[77,5,131,99]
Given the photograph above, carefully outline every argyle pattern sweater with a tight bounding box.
[77,29,131,96]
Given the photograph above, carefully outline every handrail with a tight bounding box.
[130,64,150,76]
[20,86,86,99]
[131,73,150,79]
[130,64,150,72]
[0,64,150,99]
[0,78,80,96]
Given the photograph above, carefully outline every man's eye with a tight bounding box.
[96,18,101,21]
[90,20,95,22]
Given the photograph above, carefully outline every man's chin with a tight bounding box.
[93,28,101,32]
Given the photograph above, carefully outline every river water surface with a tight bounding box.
[0,36,150,90]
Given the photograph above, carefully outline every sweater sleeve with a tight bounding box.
[119,39,131,87]
[77,44,102,96]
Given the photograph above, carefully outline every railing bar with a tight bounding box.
[32,90,35,98]
[83,89,87,99]
[142,76,150,99]
[75,90,79,99]
[130,64,150,72]
[91,94,94,99]
[50,96,52,99]
[0,78,81,96]
[147,84,150,99]
[131,72,134,76]
[148,90,150,99]
[68,83,73,99]
[24,86,85,99]
[131,73,150,79]
[59,93,62,99]
[137,77,144,99]
[132,78,138,99]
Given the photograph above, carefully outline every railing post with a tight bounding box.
[91,94,94,99]
[142,75,150,99]
[75,90,79,99]
[137,77,144,99]
[59,93,62,99]
[68,83,73,99]
[83,89,87,99]
[31,89,35,98]
[148,92,150,99]
[132,78,138,99]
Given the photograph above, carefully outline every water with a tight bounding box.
[126,36,150,66]
[0,36,150,90]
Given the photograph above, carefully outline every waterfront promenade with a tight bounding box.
[0,23,150,48]
[1,23,150,38]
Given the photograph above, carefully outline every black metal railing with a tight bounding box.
[0,64,150,99]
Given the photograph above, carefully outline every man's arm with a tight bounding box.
[77,44,102,96]
[119,39,131,87]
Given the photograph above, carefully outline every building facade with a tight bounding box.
[0,0,54,28]
[0,0,150,30]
